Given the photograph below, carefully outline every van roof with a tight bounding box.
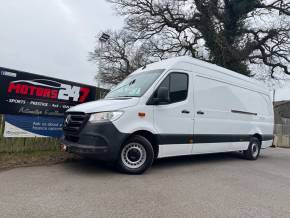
[134,56,268,91]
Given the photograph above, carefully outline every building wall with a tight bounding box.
[273,102,290,148]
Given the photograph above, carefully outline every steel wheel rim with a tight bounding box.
[121,143,147,169]
[252,142,259,157]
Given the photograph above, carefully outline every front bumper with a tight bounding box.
[62,121,128,161]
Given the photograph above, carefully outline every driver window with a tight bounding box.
[157,72,188,104]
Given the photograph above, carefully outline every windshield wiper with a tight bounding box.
[106,96,139,99]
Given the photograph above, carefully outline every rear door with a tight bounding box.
[153,72,194,158]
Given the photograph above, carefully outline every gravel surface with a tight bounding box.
[0,148,290,218]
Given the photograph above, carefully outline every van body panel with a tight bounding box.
[113,104,157,134]
[158,144,194,158]
[192,142,248,154]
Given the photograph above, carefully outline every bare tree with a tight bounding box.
[108,0,290,77]
[90,30,158,85]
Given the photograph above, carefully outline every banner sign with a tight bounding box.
[4,115,64,138]
[0,67,96,117]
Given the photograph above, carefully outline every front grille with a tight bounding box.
[63,112,89,134]
[65,135,79,142]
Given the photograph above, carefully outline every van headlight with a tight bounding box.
[88,111,123,123]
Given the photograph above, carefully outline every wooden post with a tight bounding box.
[0,114,3,136]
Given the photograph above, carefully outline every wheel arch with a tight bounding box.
[124,130,159,159]
[252,133,262,147]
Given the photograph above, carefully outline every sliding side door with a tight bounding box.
[193,75,249,154]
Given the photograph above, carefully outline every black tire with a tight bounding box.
[243,137,261,160]
[117,135,154,174]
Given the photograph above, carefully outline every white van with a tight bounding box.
[61,56,274,174]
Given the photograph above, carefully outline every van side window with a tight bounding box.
[158,72,188,104]
[170,73,188,103]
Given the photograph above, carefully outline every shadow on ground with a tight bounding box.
[62,151,258,175]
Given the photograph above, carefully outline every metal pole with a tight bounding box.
[98,40,104,99]
[98,33,110,100]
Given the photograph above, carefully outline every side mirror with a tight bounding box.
[156,87,170,104]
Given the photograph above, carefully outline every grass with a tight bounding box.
[0,133,77,170]
[0,150,77,170]
[0,137,60,152]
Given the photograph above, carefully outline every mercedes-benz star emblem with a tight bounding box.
[64,115,71,126]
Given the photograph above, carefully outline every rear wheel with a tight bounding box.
[243,137,261,160]
[117,135,154,174]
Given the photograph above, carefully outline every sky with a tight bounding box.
[0,0,123,85]
[0,0,289,91]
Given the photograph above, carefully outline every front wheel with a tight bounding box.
[117,135,154,174]
[243,137,261,160]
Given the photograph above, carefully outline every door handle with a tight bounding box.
[181,110,190,114]
[197,110,204,115]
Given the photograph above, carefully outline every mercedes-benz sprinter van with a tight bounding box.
[61,56,274,174]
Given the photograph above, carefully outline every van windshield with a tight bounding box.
[105,69,164,99]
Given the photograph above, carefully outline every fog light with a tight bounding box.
[60,144,67,151]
